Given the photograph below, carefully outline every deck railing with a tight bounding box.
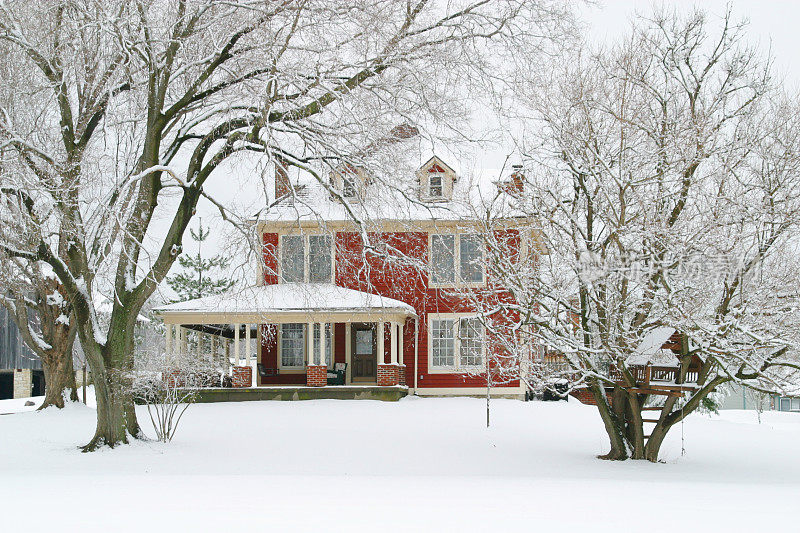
[609,364,699,385]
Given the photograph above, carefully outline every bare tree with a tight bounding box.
[130,348,218,443]
[483,8,800,461]
[0,0,573,450]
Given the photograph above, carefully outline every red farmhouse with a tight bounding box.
[156,155,537,399]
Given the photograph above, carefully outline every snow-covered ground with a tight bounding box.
[1,394,798,532]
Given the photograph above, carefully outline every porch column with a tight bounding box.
[211,335,218,363]
[307,321,314,364]
[180,327,188,356]
[377,320,398,386]
[398,322,406,386]
[231,323,253,388]
[196,331,203,357]
[234,323,240,367]
[398,323,404,365]
[306,321,326,387]
[165,323,173,355]
[245,324,252,367]
[390,322,398,364]
[377,321,384,364]
[322,323,331,366]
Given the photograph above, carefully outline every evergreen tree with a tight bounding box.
[167,220,234,302]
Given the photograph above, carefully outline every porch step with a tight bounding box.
[643,406,663,411]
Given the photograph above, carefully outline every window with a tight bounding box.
[280,234,332,283]
[429,233,484,286]
[431,234,455,284]
[459,317,483,366]
[280,324,305,367]
[431,318,455,367]
[280,235,304,283]
[342,175,357,198]
[429,174,443,197]
[313,323,333,367]
[309,235,332,282]
[429,314,484,371]
[459,234,483,283]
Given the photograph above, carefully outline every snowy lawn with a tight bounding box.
[1,395,798,532]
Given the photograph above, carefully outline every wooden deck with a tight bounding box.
[193,385,409,403]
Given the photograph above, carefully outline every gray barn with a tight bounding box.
[0,307,44,399]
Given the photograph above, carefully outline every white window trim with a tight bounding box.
[277,323,306,371]
[428,172,444,197]
[427,313,486,374]
[428,233,486,288]
[278,232,335,284]
[277,322,335,372]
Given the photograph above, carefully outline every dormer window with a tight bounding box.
[429,174,443,197]
[330,164,368,201]
[417,156,456,202]
[342,174,357,198]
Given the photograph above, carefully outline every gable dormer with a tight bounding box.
[330,163,369,201]
[417,156,456,202]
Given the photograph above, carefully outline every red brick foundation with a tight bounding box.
[377,364,400,386]
[232,366,253,388]
[398,364,407,386]
[306,364,327,387]
[165,370,184,388]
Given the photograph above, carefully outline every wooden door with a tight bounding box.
[351,324,376,381]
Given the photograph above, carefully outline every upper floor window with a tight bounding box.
[342,175,358,198]
[280,234,332,283]
[430,233,484,286]
[429,174,443,197]
[330,164,368,201]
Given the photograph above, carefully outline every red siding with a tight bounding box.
[334,323,346,364]
[259,227,525,389]
[263,232,279,285]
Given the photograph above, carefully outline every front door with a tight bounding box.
[351,323,376,382]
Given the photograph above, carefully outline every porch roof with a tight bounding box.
[153,283,416,325]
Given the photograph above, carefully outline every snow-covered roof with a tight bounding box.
[254,151,526,225]
[153,283,416,317]
[627,327,677,366]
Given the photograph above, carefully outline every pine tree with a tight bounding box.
[167,220,234,302]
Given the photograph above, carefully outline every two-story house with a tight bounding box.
[156,155,535,399]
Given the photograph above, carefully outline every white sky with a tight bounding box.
[586,0,800,88]
[170,1,800,291]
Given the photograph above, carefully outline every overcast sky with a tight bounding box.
[587,1,800,88]
[171,1,800,291]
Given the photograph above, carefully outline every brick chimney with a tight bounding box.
[510,164,524,194]
[497,164,525,196]
[274,158,290,200]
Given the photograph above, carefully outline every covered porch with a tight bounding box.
[154,283,418,389]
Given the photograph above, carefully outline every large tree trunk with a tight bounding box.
[596,388,695,463]
[80,336,142,452]
[594,384,629,460]
[38,336,78,410]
